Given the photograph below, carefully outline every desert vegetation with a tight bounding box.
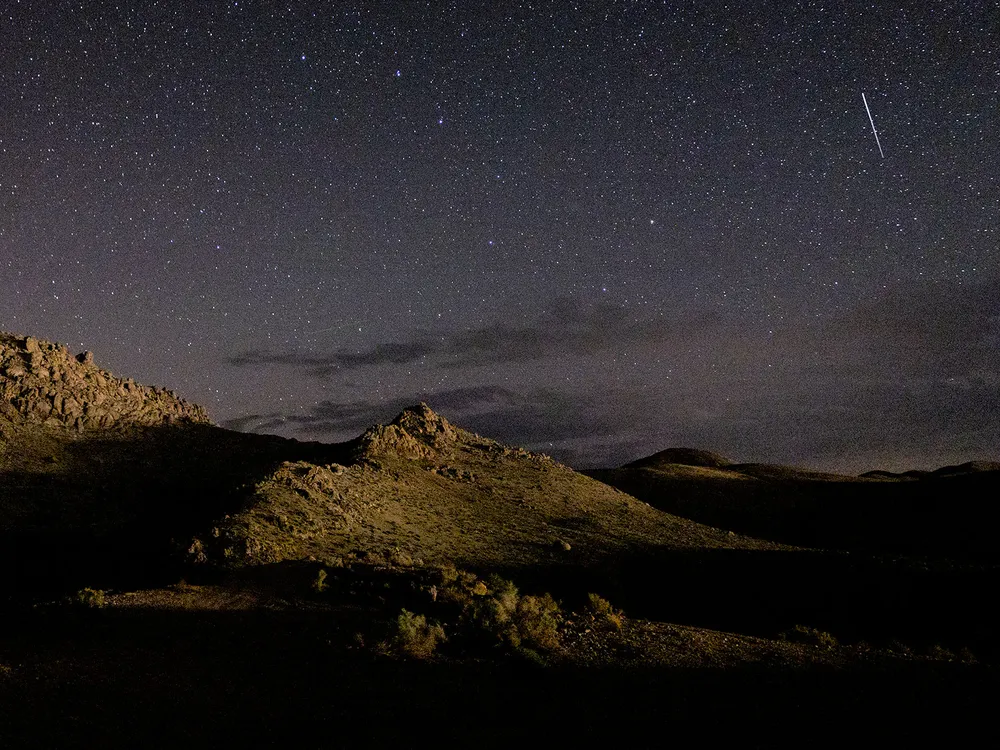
[381,609,448,659]
[779,625,838,648]
[73,587,106,609]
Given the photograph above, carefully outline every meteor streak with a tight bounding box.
[862,92,884,158]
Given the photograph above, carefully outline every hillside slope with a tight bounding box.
[192,403,780,572]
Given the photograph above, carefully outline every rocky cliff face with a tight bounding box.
[0,332,211,430]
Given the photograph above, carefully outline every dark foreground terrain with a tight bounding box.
[1,332,996,746]
[3,565,997,748]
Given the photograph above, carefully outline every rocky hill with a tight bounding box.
[1,331,313,594]
[192,403,777,572]
[0,332,209,430]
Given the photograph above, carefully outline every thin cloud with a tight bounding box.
[222,279,1000,472]
[228,301,707,375]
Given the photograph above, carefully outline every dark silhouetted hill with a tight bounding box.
[588,451,1000,561]
[624,447,732,470]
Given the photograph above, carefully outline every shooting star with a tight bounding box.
[862,92,884,158]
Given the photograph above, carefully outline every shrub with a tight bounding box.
[386,609,446,659]
[312,568,328,593]
[426,568,563,658]
[927,644,955,661]
[587,593,624,631]
[957,647,978,664]
[389,548,413,567]
[435,565,486,608]
[74,588,106,609]
[514,593,561,651]
[886,638,912,656]
[437,563,460,587]
[469,577,562,653]
[780,625,838,648]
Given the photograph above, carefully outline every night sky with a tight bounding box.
[2,1,998,472]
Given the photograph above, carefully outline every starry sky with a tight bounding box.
[2,1,998,472]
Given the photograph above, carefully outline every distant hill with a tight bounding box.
[588,450,1000,560]
[624,447,732,470]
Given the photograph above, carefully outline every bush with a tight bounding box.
[514,593,561,651]
[779,625,838,648]
[425,568,563,658]
[927,644,955,661]
[311,568,328,593]
[435,565,486,609]
[886,638,912,656]
[469,577,562,653]
[385,609,446,659]
[74,588,106,609]
[957,647,978,664]
[437,563,460,588]
[587,593,624,631]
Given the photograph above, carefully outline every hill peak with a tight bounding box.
[391,402,457,447]
[350,402,460,460]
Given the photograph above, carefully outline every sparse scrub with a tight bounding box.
[779,625,838,648]
[422,567,562,659]
[382,609,446,659]
[957,647,977,664]
[886,638,912,656]
[468,576,562,654]
[926,644,955,660]
[312,568,328,593]
[389,548,413,567]
[513,593,561,651]
[435,564,486,608]
[437,563,460,587]
[586,593,624,631]
[73,587,106,609]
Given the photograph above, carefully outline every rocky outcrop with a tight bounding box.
[391,403,458,449]
[0,332,211,430]
[350,403,459,461]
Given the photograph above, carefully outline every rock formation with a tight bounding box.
[0,332,211,430]
[348,402,462,461]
